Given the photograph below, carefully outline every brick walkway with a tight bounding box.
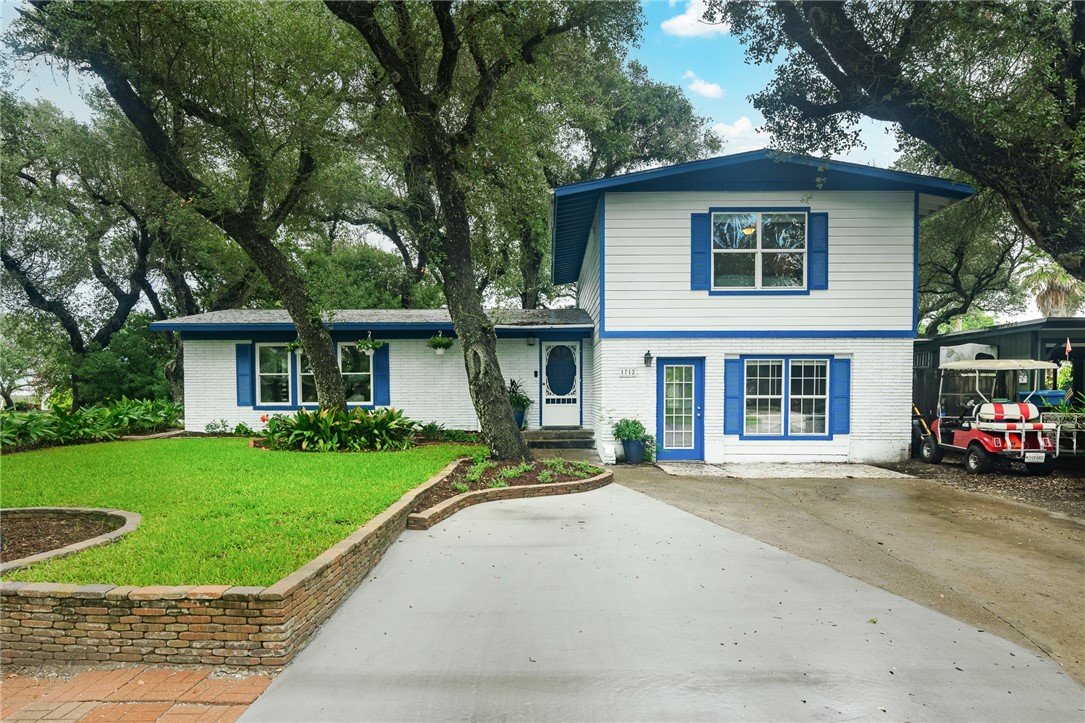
[0,668,271,722]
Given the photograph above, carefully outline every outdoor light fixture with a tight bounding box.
[526,334,537,346]
[644,350,653,367]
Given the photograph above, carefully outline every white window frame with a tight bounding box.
[742,357,830,438]
[743,359,785,436]
[298,343,374,406]
[788,359,829,437]
[255,343,291,406]
[711,211,808,290]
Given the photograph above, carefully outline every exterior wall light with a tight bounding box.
[526,334,537,346]
[644,350,653,367]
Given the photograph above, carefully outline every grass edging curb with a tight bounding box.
[0,508,142,576]
[0,458,462,669]
[406,470,614,531]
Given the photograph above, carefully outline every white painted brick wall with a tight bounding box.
[593,337,911,464]
[181,338,594,435]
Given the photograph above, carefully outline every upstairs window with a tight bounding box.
[712,212,807,289]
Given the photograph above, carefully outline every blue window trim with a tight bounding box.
[250,340,387,412]
[734,354,839,441]
[705,206,811,295]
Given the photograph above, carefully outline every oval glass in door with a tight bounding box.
[542,342,580,427]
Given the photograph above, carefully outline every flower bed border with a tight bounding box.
[0,508,142,576]
[407,470,613,530]
[0,459,461,669]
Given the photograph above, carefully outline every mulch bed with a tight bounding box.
[879,454,1085,519]
[413,458,603,512]
[0,512,123,563]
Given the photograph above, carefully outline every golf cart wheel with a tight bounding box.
[1025,458,1056,476]
[920,436,944,464]
[965,444,993,474]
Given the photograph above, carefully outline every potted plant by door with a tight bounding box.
[427,332,454,356]
[507,379,533,430]
[612,418,655,464]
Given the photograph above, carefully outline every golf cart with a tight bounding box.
[919,359,1059,475]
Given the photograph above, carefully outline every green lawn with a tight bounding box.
[0,438,476,587]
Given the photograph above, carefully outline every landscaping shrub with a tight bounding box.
[0,398,183,452]
[262,407,420,452]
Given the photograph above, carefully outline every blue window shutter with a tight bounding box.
[808,212,829,290]
[724,358,743,435]
[690,213,711,290]
[373,344,390,406]
[236,344,254,407]
[830,357,851,435]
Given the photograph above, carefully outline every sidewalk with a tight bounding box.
[1,668,270,722]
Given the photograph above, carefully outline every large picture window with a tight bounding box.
[299,344,373,405]
[743,358,828,437]
[256,344,290,405]
[713,212,806,289]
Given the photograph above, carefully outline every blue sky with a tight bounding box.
[632,0,898,166]
[2,0,898,167]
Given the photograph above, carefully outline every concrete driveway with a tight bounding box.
[243,484,1082,722]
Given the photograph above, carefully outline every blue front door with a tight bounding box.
[656,357,705,461]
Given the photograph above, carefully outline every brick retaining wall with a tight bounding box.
[407,471,613,530]
[0,459,463,668]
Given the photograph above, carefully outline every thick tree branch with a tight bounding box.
[1,250,87,354]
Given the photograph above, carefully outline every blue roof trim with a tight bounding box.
[152,320,592,334]
[551,149,974,284]
[600,329,915,339]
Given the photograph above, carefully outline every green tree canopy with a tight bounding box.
[710,1,1085,280]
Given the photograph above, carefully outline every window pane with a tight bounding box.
[341,346,370,374]
[261,376,289,404]
[713,213,757,250]
[300,374,317,404]
[762,213,806,250]
[713,253,756,288]
[762,253,804,287]
[259,346,289,374]
[747,399,782,435]
[344,374,371,402]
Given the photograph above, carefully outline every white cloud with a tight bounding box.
[682,70,724,99]
[712,117,772,153]
[662,1,729,38]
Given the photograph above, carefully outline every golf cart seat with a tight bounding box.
[975,403,1056,432]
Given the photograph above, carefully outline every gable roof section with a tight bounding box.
[149,308,594,332]
[550,149,974,284]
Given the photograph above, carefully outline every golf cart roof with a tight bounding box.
[939,359,1059,371]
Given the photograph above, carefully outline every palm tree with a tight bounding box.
[1023,254,1085,317]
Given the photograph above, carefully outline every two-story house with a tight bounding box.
[152,150,971,464]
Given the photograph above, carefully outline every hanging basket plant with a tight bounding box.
[427,332,454,355]
[356,332,385,356]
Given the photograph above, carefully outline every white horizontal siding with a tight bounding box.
[576,212,601,325]
[602,191,915,333]
[181,337,593,435]
[592,337,911,464]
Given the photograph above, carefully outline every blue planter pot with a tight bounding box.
[514,409,526,430]
[621,439,645,464]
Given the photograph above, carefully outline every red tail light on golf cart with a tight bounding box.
[991,437,1002,447]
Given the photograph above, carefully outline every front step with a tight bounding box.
[522,428,595,449]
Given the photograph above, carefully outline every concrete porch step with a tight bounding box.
[523,429,595,449]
